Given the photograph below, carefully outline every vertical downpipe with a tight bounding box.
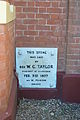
[65,0,69,73]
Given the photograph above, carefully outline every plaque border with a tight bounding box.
[16,47,58,89]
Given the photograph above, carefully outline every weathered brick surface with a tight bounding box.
[15,0,80,74]
[66,0,80,74]
[0,21,15,113]
[15,0,67,71]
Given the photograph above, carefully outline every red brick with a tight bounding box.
[38,19,46,25]
[47,8,62,13]
[67,55,80,60]
[36,25,50,30]
[24,31,38,36]
[16,25,27,30]
[67,49,80,55]
[47,19,60,25]
[28,25,35,30]
[68,43,80,49]
[16,7,22,12]
[36,14,50,19]
[16,36,35,44]
[59,1,67,7]
[16,19,23,24]
[15,1,26,6]
[23,19,38,24]
[66,65,80,71]
[15,0,80,74]
[27,14,35,18]
[23,8,38,13]
[17,36,35,41]
[52,2,58,7]
[51,26,56,31]
[36,2,50,7]
[35,36,50,42]
[28,2,35,7]
[39,8,46,13]
[39,31,53,36]
[16,31,23,36]
[51,14,59,20]
[35,36,57,44]
[75,38,80,43]
[16,13,26,18]
[67,60,80,66]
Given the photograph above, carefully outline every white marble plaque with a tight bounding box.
[16,48,58,88]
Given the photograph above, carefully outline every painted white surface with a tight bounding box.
[10,5,14,13]
[16,48,58,88]
[0,1,6,23]
[0,1,16,24]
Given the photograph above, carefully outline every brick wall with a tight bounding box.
[0,21,15,113]
[66,0,80,74]
[15,0,80,74]
[15,0,68,72]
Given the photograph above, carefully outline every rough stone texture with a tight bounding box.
[16,98,80,120]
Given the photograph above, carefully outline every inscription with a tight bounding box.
[16,48,58,88]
